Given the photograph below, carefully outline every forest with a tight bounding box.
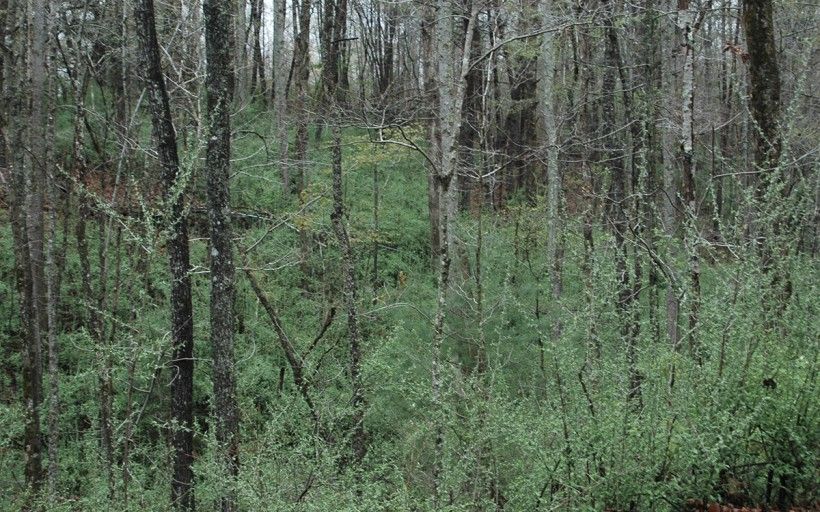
[0,0,818,509]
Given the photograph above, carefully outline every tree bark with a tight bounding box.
[320,0,366,467]
[204,0,241,507]
[430,1,478,503]
[538,0,562,340]
[602,0,641,406]
[742,0,783,282]
[678,0,702,363]
[273,0,289,192]
[133,0,196,507]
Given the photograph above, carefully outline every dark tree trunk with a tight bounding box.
[742,0,781,183]
[133,0,196,508]
[742,0,784,279]
[641,0,664,344]
[602,0,641,406]
[249,0,267,102]
[204,0,240,508]
[421,1,440,267]
[321,0,366,467]
[292,0,312,193]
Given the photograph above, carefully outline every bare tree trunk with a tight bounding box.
[45,187,59,504]
[421,0,440,266]
[292,0,313,290]
[602,0,641,406]
[249,0,266,102]
[320,0,366,468]
[292,0,312,193]
[330,125,367,465]
[575,4,600,362]
[273,0,289,191]
[538,1,562,339]
[663,63,681,352]
[641,0,664,344]
[235,0,248,103]
[677,0,702,363]
[18,0,52,497]
[134,0,196,507]
[31,0,60,500]
[742,0,784,302]
[204,0,240,507]
[4,0,42,497]
[431,1,478,503]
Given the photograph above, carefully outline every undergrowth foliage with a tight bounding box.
[2,116,817,510]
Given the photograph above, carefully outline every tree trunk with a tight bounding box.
[235,0,248,103]
[742,0,784,289]
[249,0,266,102]
[678,0,702,363]
[602,0,641,406]
[538,0,562,339]
[421,0,440,266]
[133,0,196,507]
[641,0,664,345]
[431,1,478,503]
[273,0,289,192]
[204,0,240,508]
[321,0,366,468]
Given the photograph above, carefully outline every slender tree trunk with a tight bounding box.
[45,122,60,505]
[576,3,600,361]
[249,0,266,102]
[37,0,60,500]
[372,163,380,294]
[431,2,478,503]
[292,0,312,192]
[641,0,663,344]
[321,0,366,468]
[204,0,240,508]
[538,0,562,339]
[421,1,440,266]
[602,0,641,406]
[4,0,43,496]
[22,0,52,497]
[678,0,702,363]
[133,0,196,507]
[292,0,313,289]
[273,0,289,191]
[235,0,248,103]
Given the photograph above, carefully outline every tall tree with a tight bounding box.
[742,0,783,273]
[203,0,241,508]
[5,0,49,496]
[273,0,289,192]
[27,0,52,492]
[602,0,641,405]
[320,0,367,467]
[133,0,196,507]
[677,0,703,362]
[430,0,478,502]
[538,0,562,338]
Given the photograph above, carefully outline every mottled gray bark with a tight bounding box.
[743,0,784,285]
[538,1,562,339]
[204,0,240,507]
[421,1,440,265]
[678,0,702,363]
[431,0,478,503]
[273,0,289,192]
